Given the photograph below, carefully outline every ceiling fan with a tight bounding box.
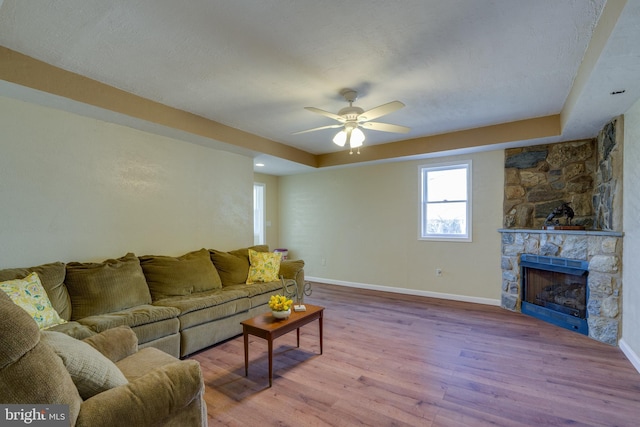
[294,89,410,154]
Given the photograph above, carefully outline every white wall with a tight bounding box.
[622,99,640,369]
[279,150,504,302]
[0,96,254,267]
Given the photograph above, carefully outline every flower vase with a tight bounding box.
[272,308,291,319]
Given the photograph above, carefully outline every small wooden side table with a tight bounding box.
[241,304,324,387]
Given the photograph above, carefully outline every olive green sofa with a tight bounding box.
[0,245,305,358]
[0,290,207,426]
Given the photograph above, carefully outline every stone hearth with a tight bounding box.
[500,229,622,345]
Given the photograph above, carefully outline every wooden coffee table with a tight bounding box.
[241,304,324,387]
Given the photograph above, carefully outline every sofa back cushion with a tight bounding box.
[0,262,71,320]
[139,248,222,300]
[65,253,152,320]
[0,290,40,368]
[210,245,269,286]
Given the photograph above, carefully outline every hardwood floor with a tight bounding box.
[189,283,640,426]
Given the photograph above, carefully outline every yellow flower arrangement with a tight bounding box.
[269,294,293,312]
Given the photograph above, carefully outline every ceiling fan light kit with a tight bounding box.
[333,123,365,154]
[295,88,410,154]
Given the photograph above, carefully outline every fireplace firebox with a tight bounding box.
[520,254,589,335]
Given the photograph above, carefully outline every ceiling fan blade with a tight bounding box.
[292,124,343,135]
[358,101,405,121]
[361,121,410,133]
[304,107,345,122]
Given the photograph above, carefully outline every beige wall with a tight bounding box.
[279,150,504,302]
[254,172,280,249]
[0,96,254,268]
[622,98,640,365]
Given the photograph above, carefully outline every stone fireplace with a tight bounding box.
[499,118,623,346]
[500,230,622,344]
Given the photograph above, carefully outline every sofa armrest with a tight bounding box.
[82,326,138,363]
[279,259,304,280]
[76,360,204,427]
[279,260,306,303]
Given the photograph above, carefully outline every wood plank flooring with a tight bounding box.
[189,283,640,426]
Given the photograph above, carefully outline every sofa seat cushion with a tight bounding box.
[0,262,71,320]
[66,253,152,320]
[223,281,283,307]
[154,289,250,330]
[153,288,247,315]
[77,304,180,333]
[131,318,180,346]
[139,248,222,300]
[178,298,251,331]
[47,320,96,340]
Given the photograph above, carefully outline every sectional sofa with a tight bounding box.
[0,245,305,358]
[1,290,207,426]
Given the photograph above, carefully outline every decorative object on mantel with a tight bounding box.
[543,202,584,230]
[542,225,586,230]
[268,294,293,319]
[281,276,312,312]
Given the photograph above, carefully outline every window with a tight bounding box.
[420,161,472,241]
[253,183,265,245]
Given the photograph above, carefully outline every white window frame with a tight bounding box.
[419,160,472,242]
[253,183,266,245]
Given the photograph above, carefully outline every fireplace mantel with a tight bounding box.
[498,228,623,237]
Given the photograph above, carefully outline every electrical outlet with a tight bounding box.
[321,257,326,266]
[435,268,442,277]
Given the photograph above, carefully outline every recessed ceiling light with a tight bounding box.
[610,90,626,95]
[255,163,265,167]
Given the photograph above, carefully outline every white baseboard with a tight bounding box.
[306,276,501,306]
[619,338,640,374]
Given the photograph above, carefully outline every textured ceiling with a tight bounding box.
[1,0,639,175]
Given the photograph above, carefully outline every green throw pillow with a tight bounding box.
[41,331,128,400]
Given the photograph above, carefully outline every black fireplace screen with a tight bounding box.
[523,268,586,319]
[520,254,589,335]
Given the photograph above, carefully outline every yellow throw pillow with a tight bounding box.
[0,272,66,329]
[246,249,282,284]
